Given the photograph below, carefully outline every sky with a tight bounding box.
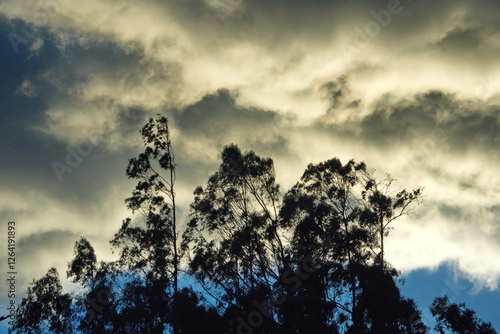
[0,0,499,330]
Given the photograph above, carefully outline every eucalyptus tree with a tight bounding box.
[185,146,427,333]
[9,116,496,334]
[182,144,285,331]
[111,116,180,334]
[280,158,425,333]
[278,158,373,332]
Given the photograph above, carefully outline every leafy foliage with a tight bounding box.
[10,116,496,334]
[111,116,180,334]
[183,144,285,312]
[431,296,497,334]
[10,268,72,334]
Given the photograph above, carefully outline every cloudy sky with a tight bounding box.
[0,0,499,329]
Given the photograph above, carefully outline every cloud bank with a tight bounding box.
[0,0,499,310]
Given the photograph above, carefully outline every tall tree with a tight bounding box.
[280,158,425,333]
[183,144,285,331]
[185,147,427,333]
[278,158,371,332]
[111,115,180,334]
[10,121,496,334]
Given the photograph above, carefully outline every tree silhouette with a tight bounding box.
[431,296,497,334]
[182,144,285,332]
[278,158,371,333]
[9,116,498,334]
[354,265,427,334]
[111,116,180,334]
[67,237,118,333]
[10,268,72,334]
[184,147,428,333]
[278,157,425,333]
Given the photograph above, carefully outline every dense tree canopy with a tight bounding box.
[9,116,497,334]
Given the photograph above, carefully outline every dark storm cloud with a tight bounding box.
[378,102,494,141]
[0,17,70,188]
[0,19,142,208]
[436,204,500,226]
[150,90,296,205]
[360,91,499,155]
[318,74,499,157]
[321,75,359,109]
[0,229,77,292]
[175,89,289,152]
[435,28,483,53]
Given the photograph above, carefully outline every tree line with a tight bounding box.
[8,116,497,334]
